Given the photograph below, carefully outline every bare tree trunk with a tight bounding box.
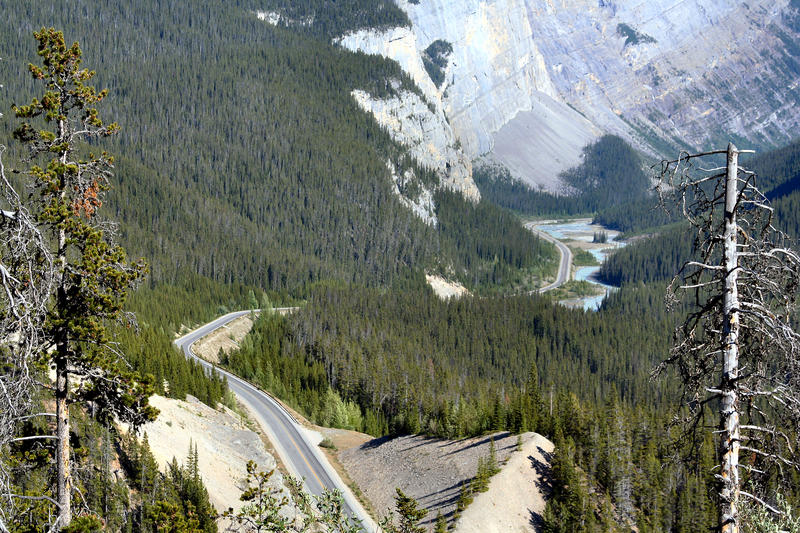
[55,150,71,527]
[55,357,71,528]
[720,142,740,533]
[659,142,800,527]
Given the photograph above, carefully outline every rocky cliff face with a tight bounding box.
[351,88,479,203]
[339,0,800,191]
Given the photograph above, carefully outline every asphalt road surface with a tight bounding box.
[525,222,573,292]
[174,311,377,532]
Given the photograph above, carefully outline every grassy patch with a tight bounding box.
[571,247,600,267]
[548,280,603,300]
[319,437,338,450]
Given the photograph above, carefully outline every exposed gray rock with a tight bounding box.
[338,0,800,191]
[351,89,480,200]
[488,91,602,192]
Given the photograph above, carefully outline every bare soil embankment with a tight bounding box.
[191,313,255,363]
[425,274,471,299]
[140,395,293,516]
[339,431,552,531]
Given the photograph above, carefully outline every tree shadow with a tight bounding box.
[415,480,469,527]
[441,432,512,456]
[397,436,445,453]
[358,435,394,449]
[529,508,545,531]
[529,446,553,495]
[527,446,553,532]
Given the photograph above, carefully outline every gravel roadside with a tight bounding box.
[339,431,552,531]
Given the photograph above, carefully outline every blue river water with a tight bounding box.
[535,220,623,311]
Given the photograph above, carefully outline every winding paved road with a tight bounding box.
[172,221,570,527]
[525,222,573,293]
[174,311,377,532]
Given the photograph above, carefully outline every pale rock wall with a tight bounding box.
[339,0,800,190]
[520,0,799,151]
[399,0,561,157]
[339,27,442,107]
[351,89,480,200]
[340,0,596,189]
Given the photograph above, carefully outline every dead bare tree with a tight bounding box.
[656,143,800,532]
[0,144,55,531]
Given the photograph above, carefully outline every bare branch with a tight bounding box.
[739,491,784,516]
[6,494,59,507]
[8,436,58,443]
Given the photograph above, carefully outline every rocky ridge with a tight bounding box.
[339,431,552,531]
[338,0,800,191]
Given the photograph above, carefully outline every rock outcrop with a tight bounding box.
[351,88,479,201]
[339,0,800,191]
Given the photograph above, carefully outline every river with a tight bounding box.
[534,219,623,311]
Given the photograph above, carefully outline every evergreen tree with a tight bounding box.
[383,488,428,533]
[145,501,201,533]
[222,461,292,532]
[10,28,155,528]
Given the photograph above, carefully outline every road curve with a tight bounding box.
[525,222,573,293]
[174,311,377,532]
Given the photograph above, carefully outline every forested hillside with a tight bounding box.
[0,6,557,529]
[599,141,800,287]
[0,0,550,293]
[598,224,691,286]
[475,135,651,217]
[749,139,800,239]
[3,1,800,531]
[224,284,676,436]
[255,0,411,38]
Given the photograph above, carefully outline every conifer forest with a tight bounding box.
[2,1,800,532]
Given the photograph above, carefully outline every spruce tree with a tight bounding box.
[385,488,428,533]
[434,511,447,533]
[11,28,155,528]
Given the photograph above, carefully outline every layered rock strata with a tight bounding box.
[340,0,800,190]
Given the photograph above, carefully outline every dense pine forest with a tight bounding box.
[1,0,552,293]
[223,284,676,437]
[3,0,800,532]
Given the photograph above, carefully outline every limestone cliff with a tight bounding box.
[339,0,800,191]
[351,88,479,203]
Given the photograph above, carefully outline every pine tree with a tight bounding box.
[383,488,428,533]
[434,511,447,533]
[139,433,159,499]
[488,438,500,475]
[10,28,155,528]
[223,461,291,532]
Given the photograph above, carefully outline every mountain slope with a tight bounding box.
[0,0,547,291]
[336,0,800,190]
